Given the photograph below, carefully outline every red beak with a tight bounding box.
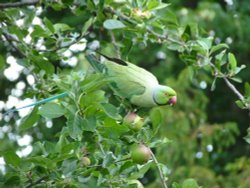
[168,96,177,106]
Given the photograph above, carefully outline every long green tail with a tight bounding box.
[4,92,68,115]
[85,54,104,73]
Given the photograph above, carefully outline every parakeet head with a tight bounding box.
[153,85,177,106]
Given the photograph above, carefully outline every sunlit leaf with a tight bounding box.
[19,107,40,131]
[100,103,122,120]
[235,100,245,109]
[228,53,237,73]
[244,82,250,98]
[82,17,95,35]
[3,151,21,168]
[210,43,229,54]
[182,179,200,188]
[38,103,65,119]
[44,17,55,33]
[103,19,126,30]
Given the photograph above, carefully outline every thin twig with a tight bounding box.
[0,0,39,9]
[223,77,245,101]
[150,149,168,188]
[223,77,250,112]
[25,175,48,188]
[2,32,26,57]
[209,62,250,112]
[104,7,137,25]
[37,36,84,52]
[104,7,186,47]
[2,28,85,53]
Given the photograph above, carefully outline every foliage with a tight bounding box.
[0,0,249,187]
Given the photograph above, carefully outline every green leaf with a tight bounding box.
[182,179,200,188]
[172,182,181,188]
[54,23,73,32]
[211,78,217,91]
[27,156,55,169]
[44,17,55,33]
[210,43,229,54]
[100,103,122,120]
[235,100,245,109]
[149,137,171,148]
[31,25,48,38]
[38,103,65,119]
[3,173,20,187]
[230,77,242,83]
[244,82,250,98]
[103,19,126,30]
[0,55,5,70]
[150,108,162,135]
[8,25,27,40]
[83,116,96,132]
[30,54,55,74]
[158,163,170,176]
[147,0,170,10]
[244,128,250,144]
[228,53,237,73]
[3,151,21,168]
[197,37,213,52]
[62,159,77,177]
[82,17,95,35]
[129,161,153,179]
[235,64,246,74]
[67,114,83,140]
[215,49,227,66]
[100,118,129,139]
[102,152,116,168]
[19,107,40,131]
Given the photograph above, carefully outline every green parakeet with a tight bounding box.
[87,53,177,108]
[4,53,177,114]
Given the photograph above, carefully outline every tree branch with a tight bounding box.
[150,149,168,188]
[223,77,245,101]
[104,7,185,47]
[25,175,48,188]
[209,61,250,112]
[2,32,26,57]
[223,77,250,112]
[37,36,85,52]
[0,0,40,9]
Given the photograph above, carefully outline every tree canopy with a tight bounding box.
[0,0,249,187]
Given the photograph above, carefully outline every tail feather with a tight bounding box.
[95,51,127,66]
[3,92,68,115]
[85,54,104,73]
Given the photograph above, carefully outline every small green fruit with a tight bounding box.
[123,112,144,131]
[80,157,91,167]
[130,144,151,164]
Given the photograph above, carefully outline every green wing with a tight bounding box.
[86,54,158,101]
[104,60,158,100]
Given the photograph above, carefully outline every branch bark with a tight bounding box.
[223,77,245,101]
[0,0,39,9]
[209,62,250,113]
[223,77,250,112]
[150,149,168,188]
